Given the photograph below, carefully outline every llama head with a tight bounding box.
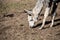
[24,9,38,27]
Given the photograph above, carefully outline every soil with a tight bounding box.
[0,0,60,40]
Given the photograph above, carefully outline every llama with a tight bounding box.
[24,0,59,29]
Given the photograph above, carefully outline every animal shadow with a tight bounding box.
[33,18,60,28]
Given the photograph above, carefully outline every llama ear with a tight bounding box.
[24,9,32,15]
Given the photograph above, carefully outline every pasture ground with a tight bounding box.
[0,0,60,40]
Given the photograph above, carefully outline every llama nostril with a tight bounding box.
[30,19,33,21]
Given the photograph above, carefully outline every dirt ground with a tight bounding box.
[0,0,60,40]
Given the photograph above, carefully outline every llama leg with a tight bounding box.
[39,7,50,29]
[50,12,56,27]
[50,2,57,27]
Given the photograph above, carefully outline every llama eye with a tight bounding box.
[29,14,32,16]
[36,17,38,20]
